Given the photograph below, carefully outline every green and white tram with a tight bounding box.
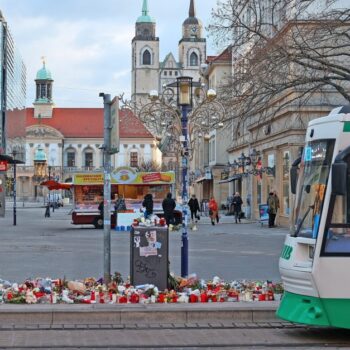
[277,105,350,329]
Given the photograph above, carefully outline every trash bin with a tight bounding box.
[130,225,169,290]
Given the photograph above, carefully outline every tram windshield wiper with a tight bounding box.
[294,205,314,237]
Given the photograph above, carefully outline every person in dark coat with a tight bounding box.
[232,192,243,223]
[162,193,176,226]
[188,194,200,222]
[98,200,104,218]
[114,194,126,212]
[142,193,154,218]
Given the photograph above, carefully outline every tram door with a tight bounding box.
[313,153,350,297]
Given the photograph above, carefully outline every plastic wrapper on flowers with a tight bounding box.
[0,274,284,305]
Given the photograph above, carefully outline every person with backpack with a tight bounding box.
[162,192,176,226]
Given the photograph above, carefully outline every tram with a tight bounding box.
[277,105,350,329]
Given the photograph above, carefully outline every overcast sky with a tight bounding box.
[1,0,219,108]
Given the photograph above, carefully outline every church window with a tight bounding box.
[190,52,199,66]
[142,50,151,65]
[40,84,46,98]
[130,152,138,168]
[143,28,150,37]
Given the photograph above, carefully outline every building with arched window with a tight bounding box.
[12,62,161,200]
[132,0,207,106]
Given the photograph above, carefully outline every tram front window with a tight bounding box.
[323,154,350,255]
[294,140,335,237]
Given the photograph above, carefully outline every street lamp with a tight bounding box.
[120,77,226,277]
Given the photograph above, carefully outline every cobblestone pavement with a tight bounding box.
[0,206,287,282]
[0,322,349,349]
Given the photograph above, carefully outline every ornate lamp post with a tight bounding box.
[121,77,225,277]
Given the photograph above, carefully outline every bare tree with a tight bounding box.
[208,0,350,139]
[137,160,162,172]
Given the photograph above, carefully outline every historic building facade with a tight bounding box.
[12,62,161,200]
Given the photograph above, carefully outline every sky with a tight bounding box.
[0,0,219,108]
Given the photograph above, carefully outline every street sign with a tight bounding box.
[109,96,119,154]
[0,161,8,172]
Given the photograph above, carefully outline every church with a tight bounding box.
[131,0,207,105]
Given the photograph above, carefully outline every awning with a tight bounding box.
[218,175,241,184]
[0,154,24,164]
[195,176,211,183]
[40,180,72,190]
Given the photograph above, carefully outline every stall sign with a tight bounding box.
[74,173,104,185]
[0,161,8,172]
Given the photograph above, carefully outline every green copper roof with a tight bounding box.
[136,0,155,23]
[34,147,47,162]
[36,63,53,80]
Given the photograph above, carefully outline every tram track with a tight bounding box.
[0,324,348,349]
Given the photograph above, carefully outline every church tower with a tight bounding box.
[178,0,206,81]
[33,58,54,118]
[131,0,160,106]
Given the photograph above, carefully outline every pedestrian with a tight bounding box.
[114,194,126,212]
[162,192,176,226]
[232,192,243,223]
[44,203,50,218]
[142,193,153,218]
[188,194,200,222]
[208,196,219,225]
[267,190,280,228]
[98,200,104,218]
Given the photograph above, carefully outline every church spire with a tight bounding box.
[142,0,149,16]
[189,0,195,17]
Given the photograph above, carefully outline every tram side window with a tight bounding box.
[324,162,350,254]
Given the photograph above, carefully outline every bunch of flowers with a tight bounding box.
[0,274,283,305]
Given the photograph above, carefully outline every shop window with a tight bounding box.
[142,50,151,65]
[190,52,198,66]
[130,152,138,168]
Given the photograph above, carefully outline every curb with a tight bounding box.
[0,302,279,325]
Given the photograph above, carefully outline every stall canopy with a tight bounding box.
[40,180,72,190]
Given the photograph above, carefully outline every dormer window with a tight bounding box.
[142,50,151,65]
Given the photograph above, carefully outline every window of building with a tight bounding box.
[67,152,75,167]
[190,52,199,66]
[40,84,46,98]
[175,71,178,76]
[142,50,151,65]
[164,71,167,76]
[84,152,93,167]
[130,152,138,168]
[169,71,172,76]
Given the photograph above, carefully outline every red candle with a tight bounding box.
[130,294,139,304]
[189,294,198,303]
[258,294,266,301]
[211,295,217,302]
[90,291,96,301]
[99,291,105,304]
[7,292,13,301]
[200,293,208,303]
[158,294,165,303]
[119,296,127,304]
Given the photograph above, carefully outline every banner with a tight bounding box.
[73,168,175,185]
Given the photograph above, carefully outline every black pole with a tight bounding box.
[13,160,17,226]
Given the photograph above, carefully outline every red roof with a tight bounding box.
[207,47,232,64]
[25,107,153,139]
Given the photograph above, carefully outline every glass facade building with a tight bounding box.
[0,11,26,162]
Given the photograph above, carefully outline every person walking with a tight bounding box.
[232,192,243,223]
[188,194,200,222]
[142,193,154,218]
[162,192,176,226]
[209,196,219,225]
[267,191,280,228]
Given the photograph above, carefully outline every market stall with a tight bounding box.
[71,167,179,229]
